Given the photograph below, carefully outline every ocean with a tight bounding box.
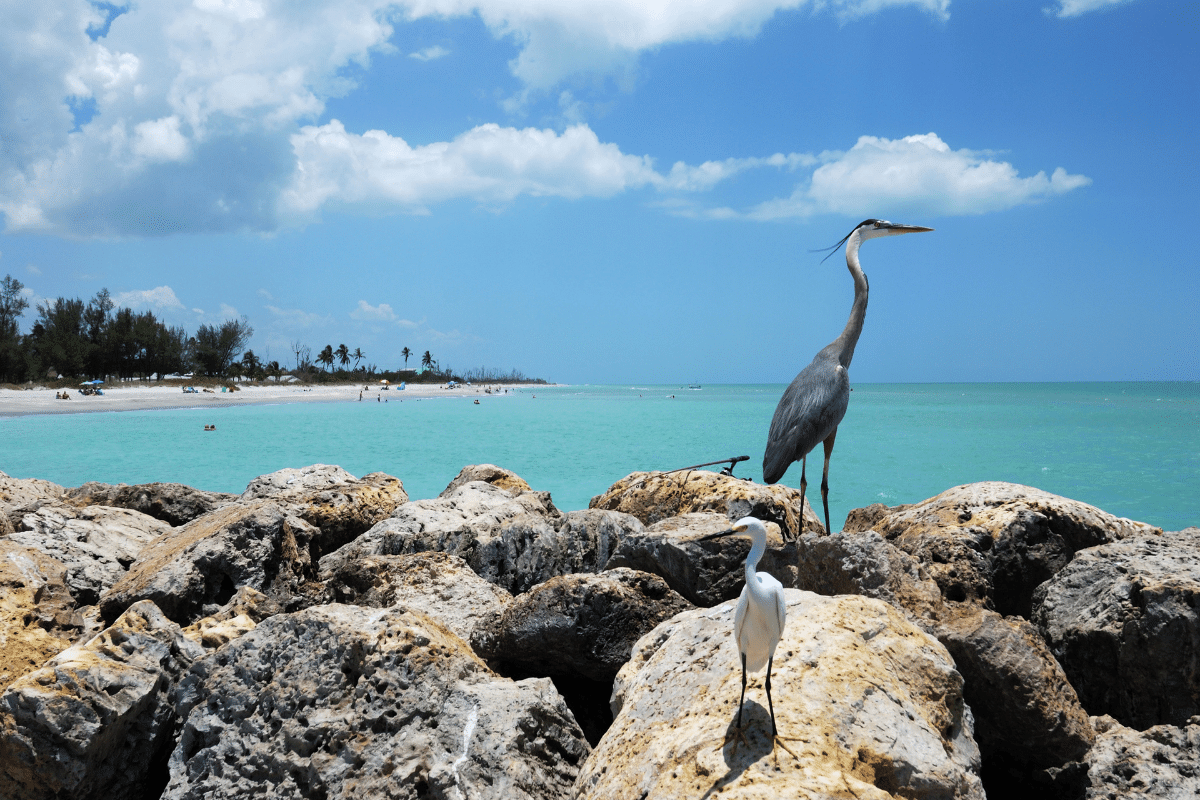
[3,382,1197,531]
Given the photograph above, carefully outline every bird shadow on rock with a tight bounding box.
[699,702,777,799]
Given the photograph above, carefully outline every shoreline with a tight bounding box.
[0,382,549,418]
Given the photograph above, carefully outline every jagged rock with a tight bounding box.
[577,590,983,799]
[238,463,357,501]
[0,600,204,800]
[10,503,169,604]
[441,463,532,496]
[0,471,64,532]
[0,541,79,692]
[320,482,622,595]
[843,501,912,533]
[98,500,322,626]
[320,551,512,641]
[181,586,283,649]
[164,604,590,799]
[935,607,1094,769]
[589,469,824,537]
[793,530,947,624]
[1032,528,1200,729]
[1081,715,1200,799]
[604,512,799,607]
[871,482,1158,616]
[471,568,694,683]
[793,531,1095,773]
[62,481,236,526]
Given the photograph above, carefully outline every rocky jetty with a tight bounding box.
[0,466,1193,799]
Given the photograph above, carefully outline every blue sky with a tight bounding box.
[2,0,1195,383]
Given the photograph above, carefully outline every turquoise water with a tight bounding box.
[2,383,1197,531]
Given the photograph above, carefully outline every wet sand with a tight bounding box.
[0,382,540,418]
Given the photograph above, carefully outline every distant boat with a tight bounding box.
[688,384,702,390]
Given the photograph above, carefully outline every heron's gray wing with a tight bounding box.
[762,355,849,484]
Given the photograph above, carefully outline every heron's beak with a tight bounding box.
[697,528,735,542]
[883,224,933,234]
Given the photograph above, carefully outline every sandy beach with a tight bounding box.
[0,382,541,418]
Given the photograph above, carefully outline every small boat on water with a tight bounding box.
[688,384,701,390]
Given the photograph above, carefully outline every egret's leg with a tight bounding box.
[798,456,808,537]
[765,656,776,736]
[821,430,837,534]
[737,651,747,730]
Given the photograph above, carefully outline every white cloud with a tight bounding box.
[283,121,660,215]
[132,116,190,162]
[350,300,397,321]
[742,133,1090,219]
[113,285,186,310]
[409,45,450,61]
[218,303,241,319]
[266,304,329,327]
[1046,0,1135,17]
[664,152,816,192]
[27,264,42,276]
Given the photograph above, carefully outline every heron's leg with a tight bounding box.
[765,656,776,736]
[821,430,837,534]
[798,456,808,536]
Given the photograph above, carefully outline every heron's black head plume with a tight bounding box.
[812,219,878,263]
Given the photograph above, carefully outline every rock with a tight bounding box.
[590,469,824,537]
[934,607,1094,769]
[321,482,624,595]
[1032,528,1200,729]
[604,512,799,607]
[180,586,283,649]
[793,530,947,624]
[9,503,170,604]
[0,541,79,692]
[872,482,1158,616]
[578,590,983,799]
[164,604,590,799]
[1081,716,1200,799]
[471,568,694,684]
[321,551,512,641]
[98,500,322,626]
[0,600,204,800]
[61,481,236,526]
[238,463,357,501]
[0,471,65,532]
[441,463,532,496]
[843,501,912,533]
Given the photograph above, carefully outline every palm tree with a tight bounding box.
[401,347,412,369]
[351,347,364,372]
[317,345,334,372]
[421,350,433,370]
[335,344,350,371]
[267,360,282,383]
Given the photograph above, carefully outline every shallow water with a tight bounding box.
[3,382,1196,531]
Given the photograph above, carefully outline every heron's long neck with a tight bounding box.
[828,236,869,369]
[743,534,768,595]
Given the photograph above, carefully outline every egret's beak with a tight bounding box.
[697,525,745,542]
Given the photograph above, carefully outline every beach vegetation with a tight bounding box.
[317,344,335,372]
[192,318,254,377]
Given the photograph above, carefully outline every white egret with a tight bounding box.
[763,219,933,535]
[699,516,788,743]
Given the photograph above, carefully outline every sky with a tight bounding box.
[1,0,1196,384]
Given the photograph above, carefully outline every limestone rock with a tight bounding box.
[0,471,64,532]
[181,586,282,649]
[62,481,236,526]
[471,568,694,683]
[0,541,79,692]
[1082,716,1200,799]
[0,600,204,800]
[321,551,512,641]
[579,590,983,799]
[872,482,1158,616]
[934,607,1094,769]
[604,512,799,607]
[442,463,532,496]
[164,604,590,799]
[1032,528,1200,728]
[590,469,824,538]
[10,503,169,604]
[238,462,357,500]
[843,501,913,533]
[321,482,623,595]
[98,499,322,626]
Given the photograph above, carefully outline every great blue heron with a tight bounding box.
[763,219,933,535]
[699,516,788,744]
